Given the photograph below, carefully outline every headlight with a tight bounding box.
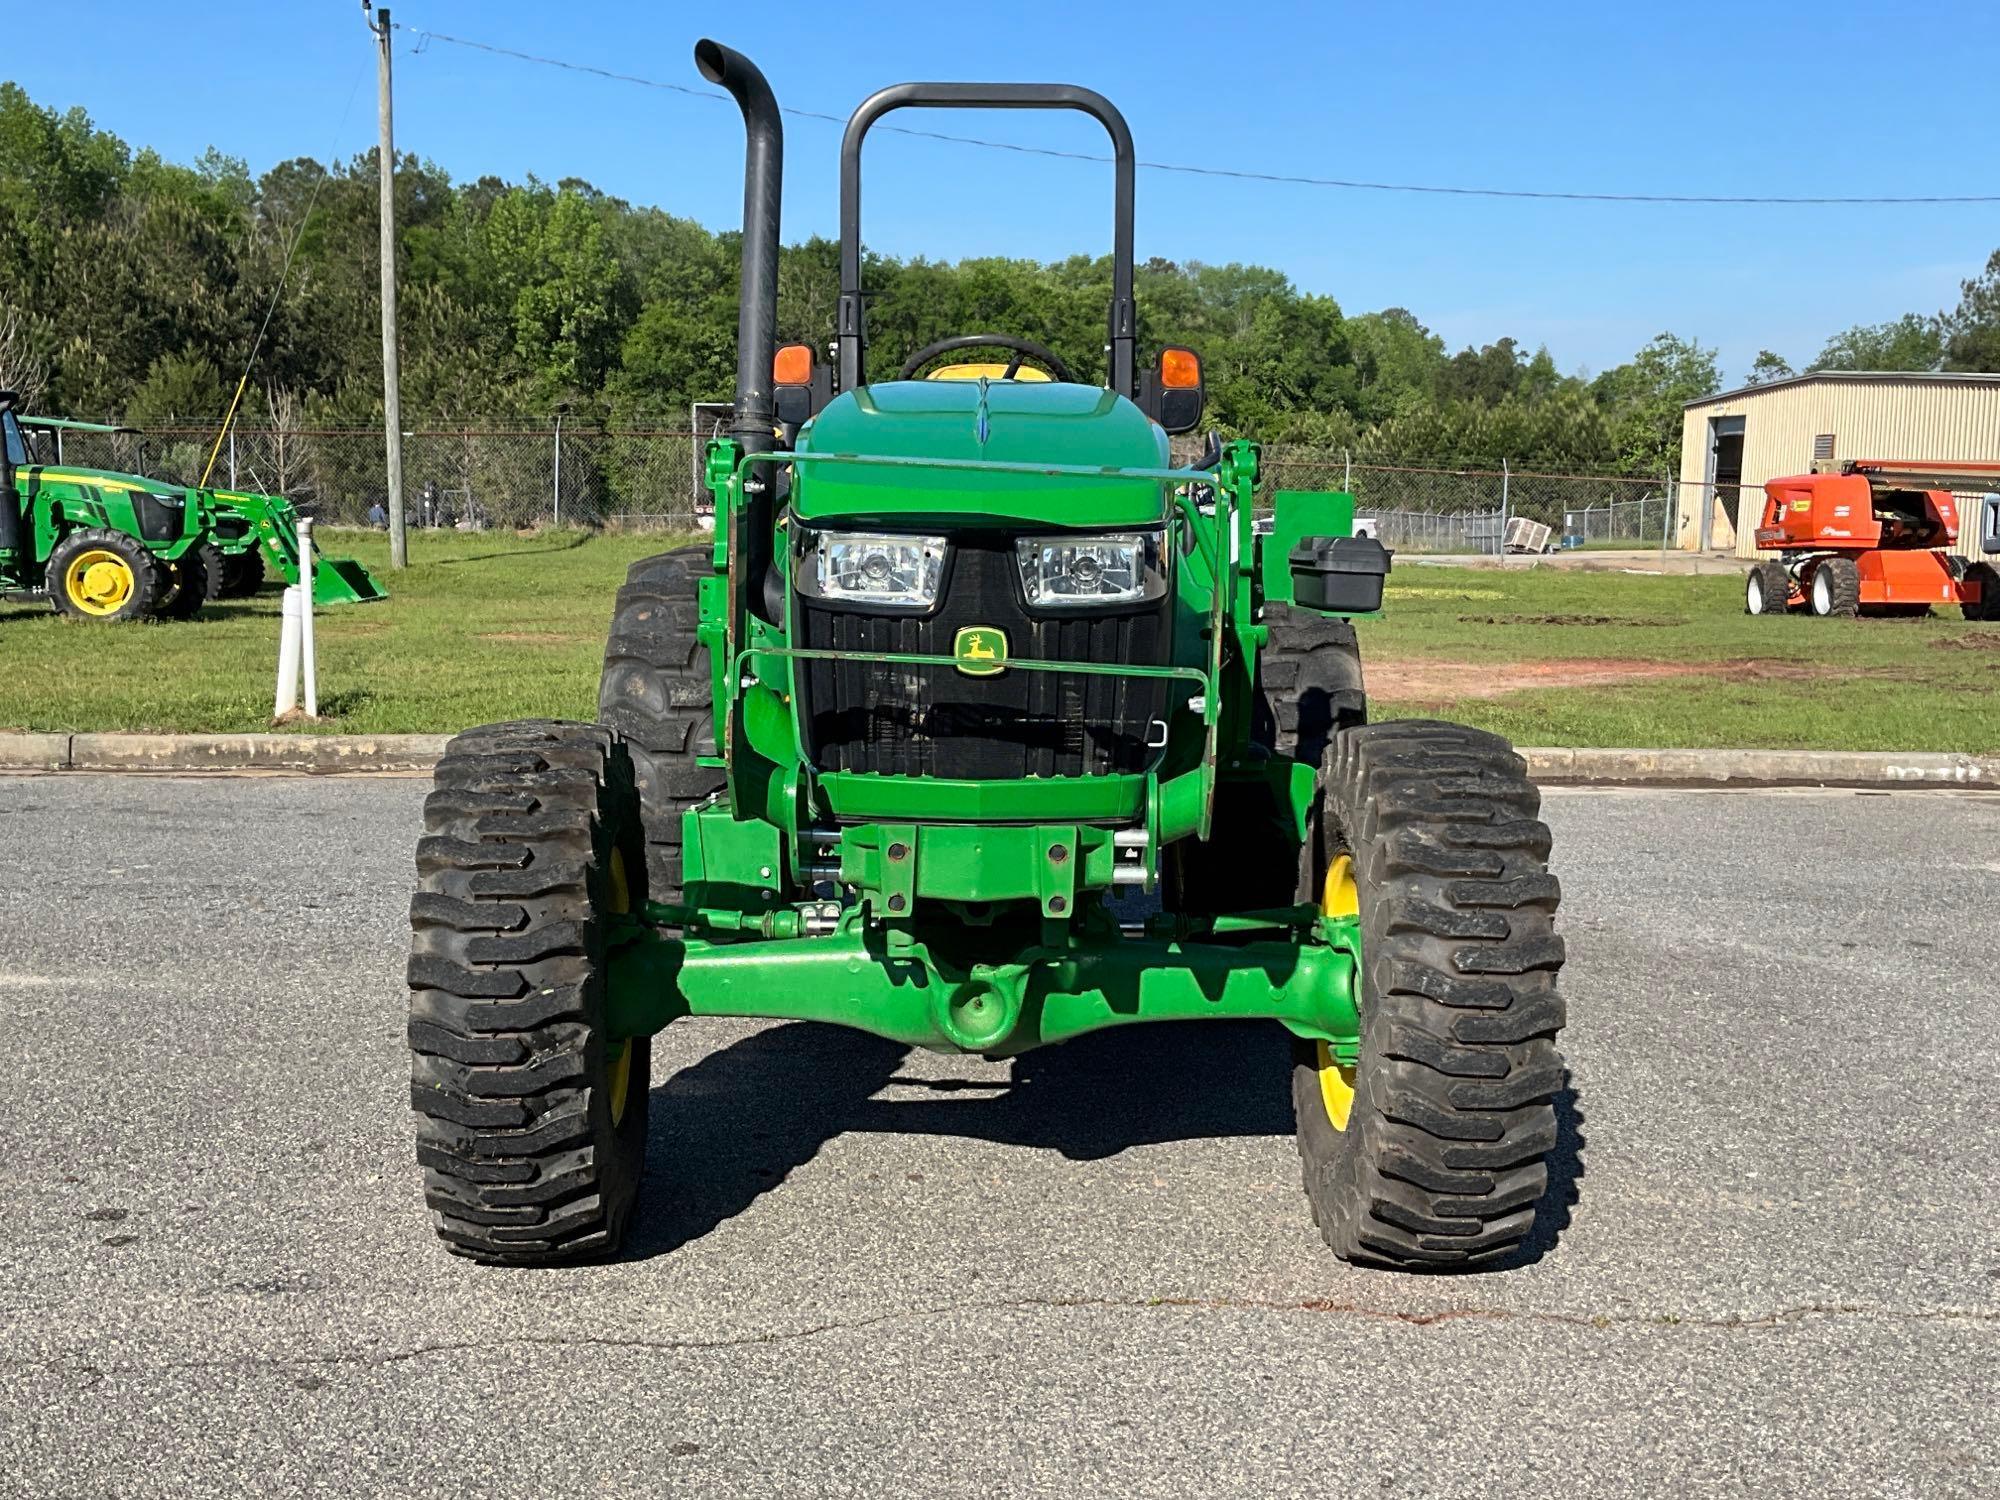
[1015,532,1164,607]
[812,530,945,609]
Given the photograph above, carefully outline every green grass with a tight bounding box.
[0,528,689,735]
[1359,566,2000,751]
[2,530,1996,749]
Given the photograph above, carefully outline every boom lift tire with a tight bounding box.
[1808,557,1860,618]
[1745,561,1789,615]
[1292,719,1567,1270]
[597,547,728,905]
[46,528,162,622]
[1964,563,2000,623]
[406,720,652,1264]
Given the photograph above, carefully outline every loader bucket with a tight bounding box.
[312,554,388,606]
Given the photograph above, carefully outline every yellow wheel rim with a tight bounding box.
[1316,852,1359,1131]
[64,550,136,616]
[605,847,634,1127]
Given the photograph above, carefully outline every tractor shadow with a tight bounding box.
[1499,1075,1585,1272]
[622,1027,1588,1268]
[622,1020,1296,1260]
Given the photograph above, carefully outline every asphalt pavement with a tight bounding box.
[0,774,1994,1498]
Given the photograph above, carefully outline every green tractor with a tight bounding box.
[1,392,214,619]
[406,42,1569,1271]
[14,414,386,608]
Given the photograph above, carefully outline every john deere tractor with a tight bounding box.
[1,392,212,619]
[406,42,1569,1271]
[14,413,386,608]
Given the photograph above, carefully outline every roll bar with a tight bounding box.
[835,83,1137,398]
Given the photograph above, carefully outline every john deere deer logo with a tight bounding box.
[953,625,1007,677]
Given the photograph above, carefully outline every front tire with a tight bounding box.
[1293,720,1567,1270]
[1809,557,1860,618]
[220,547,266,598]
[406,720,651,1264]
[1746,561,1789,615]
[156,549,209,619]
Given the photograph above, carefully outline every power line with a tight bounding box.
[398,24,2000,207]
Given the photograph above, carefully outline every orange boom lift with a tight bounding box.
[1744,459,2000,619]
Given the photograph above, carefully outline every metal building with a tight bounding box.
[1678,371,2000,558]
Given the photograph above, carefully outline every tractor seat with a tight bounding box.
[924,363,1053,382]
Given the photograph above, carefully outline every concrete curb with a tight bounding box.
[11,733,452,774]
[1521,746,1996,789]
[0,732,1993,789]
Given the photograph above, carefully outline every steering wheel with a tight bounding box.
[898,334,1077,384]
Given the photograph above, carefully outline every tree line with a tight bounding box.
[3,81,1997,477]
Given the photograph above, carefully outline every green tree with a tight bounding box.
[1343,308,1444,422]
[1591,333,1720,471]
[125,351,226,428]
[1810,313,1943,372]
[1746,350,1794,385]
[1941,248,2000,372]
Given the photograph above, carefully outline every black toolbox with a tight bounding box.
[1288,534,1393,613]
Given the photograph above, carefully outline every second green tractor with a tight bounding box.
[406,42,1569,1272]
[0,406,383,620]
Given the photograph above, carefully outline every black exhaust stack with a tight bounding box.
[695,40,782,451]
[695,40,782,619]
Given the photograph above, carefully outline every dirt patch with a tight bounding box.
[477,630,589,645]
[1371,656,1877,704]
[1383,585,1505,602]
[1456,613,1686,628]
[1934,633,2000,651]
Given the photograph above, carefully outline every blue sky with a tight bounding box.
[38,1,2000,383]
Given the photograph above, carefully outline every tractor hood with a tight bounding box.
[790,380,1173,529]
[26,464,185,498]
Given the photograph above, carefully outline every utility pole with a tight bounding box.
[366,2,407,568]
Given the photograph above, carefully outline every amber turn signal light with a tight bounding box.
[1159,346,1201,389]
[773,343,814,385]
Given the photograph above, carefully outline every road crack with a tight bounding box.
[9,1294,1997,1385]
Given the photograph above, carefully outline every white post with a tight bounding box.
[274,588,301,717]
[553,412,563,528]
[1499,458,1511,555]
[228,429,237,489]
[298,517,318,718]
[1343,446,1351,493]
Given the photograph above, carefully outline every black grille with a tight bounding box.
[130,490,185,542]
[797,536,1171,780]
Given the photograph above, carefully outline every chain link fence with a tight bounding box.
[52,425,714,531]
[1262,449,1674,553]
[49,424,1676,551]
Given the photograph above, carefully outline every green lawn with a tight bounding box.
[0,529,683,736]
[2,529,1996,750]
